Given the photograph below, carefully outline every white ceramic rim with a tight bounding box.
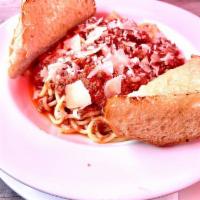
[1,1,200,200]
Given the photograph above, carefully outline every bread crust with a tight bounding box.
[105,94,200,146]
[9,0,96,78]
[105,57,200,146]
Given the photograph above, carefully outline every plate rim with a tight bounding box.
[1,0,200,200]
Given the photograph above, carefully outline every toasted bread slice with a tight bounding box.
[129,56,200,97]
[105,56,200,146]
[9,0,96,78]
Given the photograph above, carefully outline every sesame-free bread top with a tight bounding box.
[9,0,96,78]
[105,57,200,146]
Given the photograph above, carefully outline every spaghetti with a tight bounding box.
[35,81,126,143]
[32,14,184,143]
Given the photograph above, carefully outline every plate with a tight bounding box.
[0,171,65,200]
[1,0,200,200]
[0,170,179,200]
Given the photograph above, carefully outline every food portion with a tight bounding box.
[105,57,200,146]
[8,0,96,78]
[32,14,185,143]
[129,56,200,97]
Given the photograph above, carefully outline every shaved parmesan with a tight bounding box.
[86,18,103,30]
[140,57,151,73]
[150,52,160,64]
[65,80,91,109]
[111,49,129,74]
[152,65,160,76]
[126,68,134,76]
[123,41,136,48]
[46,63,66,81]
[141,44,151,52]
[64,34,81,51]
[131,57,140,65]
[56,56,71,63]
[140,63,151,73]
[122,20,137,30]
[85,26,107,45]
[66,67,76,76]
[87,60,114,78]
[161,53,174,64]
[108,19,123,29]
[75,46,103,58]
[72,109,81,119]
[40,67,48,79]
[104,76,123,98]
[102,45,111,56]
[112,49,129,66]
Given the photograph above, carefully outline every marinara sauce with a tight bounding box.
[32,16,185,108]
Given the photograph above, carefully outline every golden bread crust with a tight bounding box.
[105,57,200,146]
[105,94,200,146]
[9,0,96,78]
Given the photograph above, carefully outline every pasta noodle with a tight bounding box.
[34,82,129,143]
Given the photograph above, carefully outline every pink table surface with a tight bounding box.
[0,0,200,200]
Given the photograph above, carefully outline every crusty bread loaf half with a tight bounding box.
[9,0,96,78]
[129,55,200,97]
[105,56,200,146]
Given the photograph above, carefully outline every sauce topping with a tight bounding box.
[33,16,185,108]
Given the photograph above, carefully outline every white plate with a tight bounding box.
[1,0,200,200]
[0,170,180,200]
[0,170,65,200]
